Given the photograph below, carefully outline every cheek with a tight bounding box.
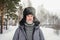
[31,17,33,20]
[26,17,29,20]
[29,17,33,21]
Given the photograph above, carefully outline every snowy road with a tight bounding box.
[0,25,60,40]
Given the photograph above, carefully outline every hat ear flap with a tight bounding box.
[19,17,26,25]
[33,17,40,26]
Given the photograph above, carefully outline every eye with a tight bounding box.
[31,15,33,17]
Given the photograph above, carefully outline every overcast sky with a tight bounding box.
[31,0,60,12]
[21,0,60,17]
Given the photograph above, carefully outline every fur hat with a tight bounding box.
[23,7,35,18]
[19,7,40,26]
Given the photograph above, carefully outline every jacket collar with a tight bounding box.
[19,24,39,30]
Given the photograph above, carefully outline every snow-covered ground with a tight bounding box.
[40,27,60,40]
[0,25,60,40]
[0,25,18,40]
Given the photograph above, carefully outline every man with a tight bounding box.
[13,7,44,40]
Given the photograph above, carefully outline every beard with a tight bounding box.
[26,20,33,24]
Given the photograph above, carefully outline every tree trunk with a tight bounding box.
[1,13,3,33]
[0,2,4,34]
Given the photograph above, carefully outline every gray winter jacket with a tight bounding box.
[13,17,44,40]
[13,25,45,40]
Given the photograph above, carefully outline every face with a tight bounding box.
[26,14,34,24]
